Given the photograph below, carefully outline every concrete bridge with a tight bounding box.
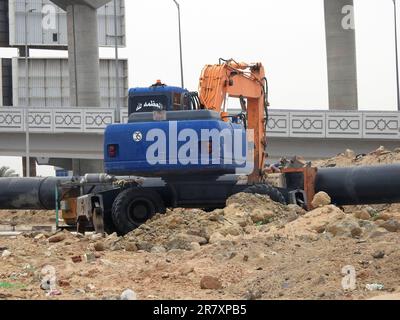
[0,107,399,165]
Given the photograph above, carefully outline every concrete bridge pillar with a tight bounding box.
[49,1,112,175]
[50,0,111,107]
[324,0,358,110]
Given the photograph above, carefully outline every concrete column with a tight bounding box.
[50,1,112,175]
[324,0,358,110]
[22,157,37,177]
[66,4,101,106]
[50,0,111,107]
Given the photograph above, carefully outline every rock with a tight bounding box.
[250,209,274,223]
[369,228,389,239]
[314,225,327,234]
[365,206,379,217]
[73,289,86,295]
[190,242,201,251]
[86,284,96,291]
[136,242,154,252]
[312,192,331,208]
[366,283,385,291]
[358,220,375,230]
[166,237,193,251]
[71,255,83,263]
[244,289,263,300]
[34,234,46,242]
[381,220,400,232]
[94,242,106,252]
[58,280,70,288]
[106,232,119,241]
[121,289,137,300]
[84,253,97,263]
[372,146,388,156]
[180,266,195,276]
[1,250,11,258]
[91,233,104,241]
[94,252,102,259]
[200,276,223,290]
[377,213,391,222]
[357,211,371,221]
[179,234,208,245]
[372,251,385,259]
[125,242,138,252]
[47,289,62,296]
[151,246,167,254]
[327,218,361,238]
[287,204,307,216]
[351,227,363,238]
[209,232,225,244]
[219,226,242,237]
[344,149,356,159]
[286,212,299,223]
[48,233,66,243]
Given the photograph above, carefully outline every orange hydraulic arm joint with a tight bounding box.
[198,59,268,183]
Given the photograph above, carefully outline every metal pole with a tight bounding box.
[24,1,30,177]
[173,0,184,88]
[394,0,400,111]
[113,0,121,123]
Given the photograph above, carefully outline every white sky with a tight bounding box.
[0,0,399,176]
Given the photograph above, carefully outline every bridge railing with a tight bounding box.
[0,107,399,140]
[0,108,130,134]
[266,110,400,140]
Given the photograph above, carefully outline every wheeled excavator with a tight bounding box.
[1,59,400,235]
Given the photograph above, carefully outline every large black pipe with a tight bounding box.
[1,164,400,210]
[0,177,68,210]
[316,164,400,206]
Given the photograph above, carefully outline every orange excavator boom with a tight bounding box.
[198,59,268,183]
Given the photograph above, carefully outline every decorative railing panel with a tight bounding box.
[0,108,399,140]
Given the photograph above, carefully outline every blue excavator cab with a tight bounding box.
[105,83,248,178]
[129,81,193,114]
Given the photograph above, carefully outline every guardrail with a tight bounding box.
[0,107,399,139]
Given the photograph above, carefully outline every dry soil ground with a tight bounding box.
[1,147,400,300]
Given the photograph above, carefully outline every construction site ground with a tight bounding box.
[1,147,400,300]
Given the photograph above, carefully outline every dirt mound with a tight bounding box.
[313,146,400,168]
[1,147,400,300]
[122,193,304,252]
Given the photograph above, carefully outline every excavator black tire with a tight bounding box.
[243,184,287,205]
[112,188,166,236]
